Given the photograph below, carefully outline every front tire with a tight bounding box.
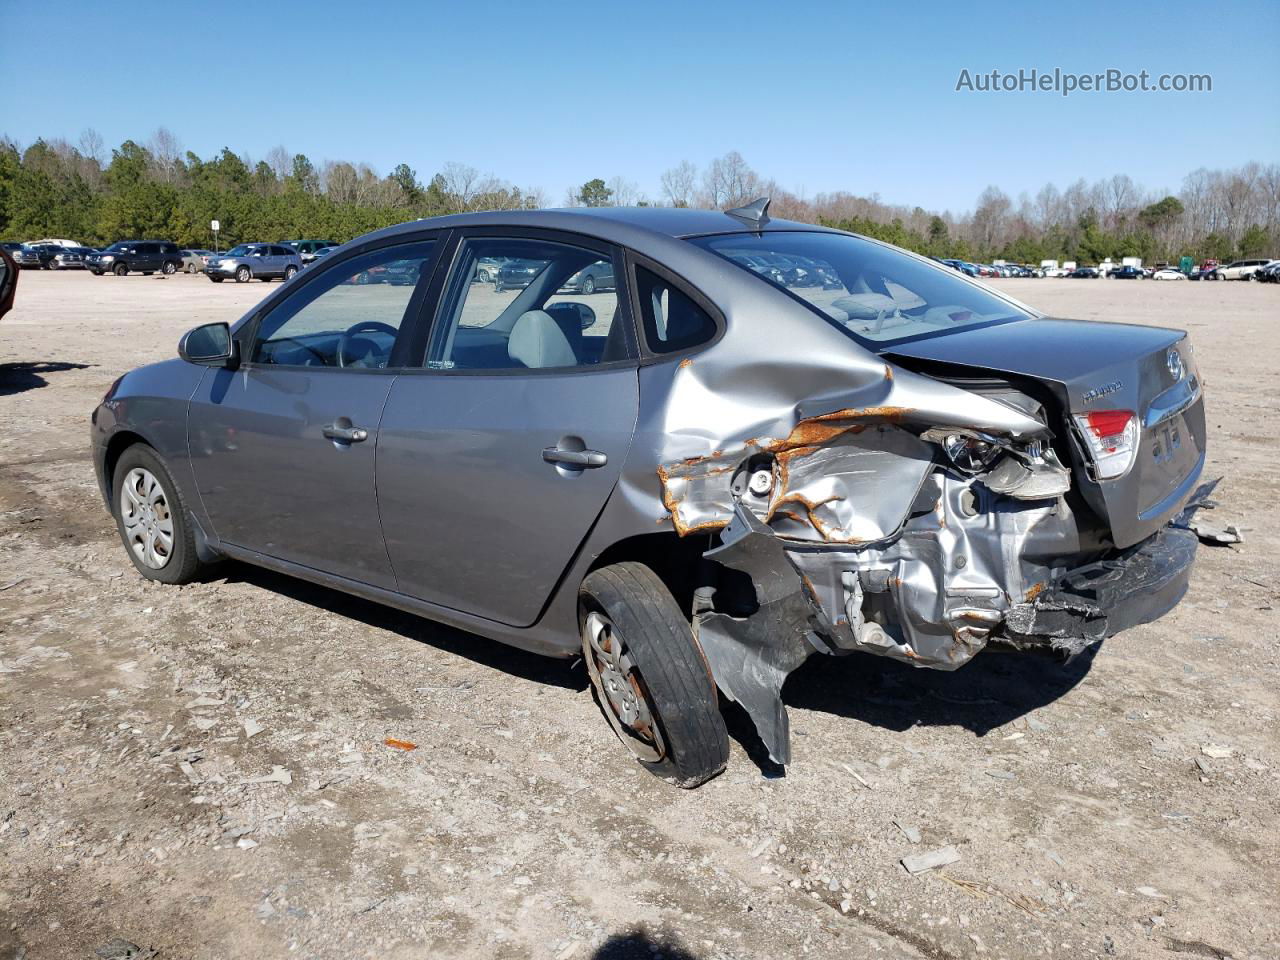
[582,275,596,295]
[235,266,251,283]
[579,562,728,788]
[114,263,128,276]
[111,445,203,585]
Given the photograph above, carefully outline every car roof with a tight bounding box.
[358,206,840,250]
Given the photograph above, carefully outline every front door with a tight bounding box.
[376,232,639,626]
[188,238,439,587]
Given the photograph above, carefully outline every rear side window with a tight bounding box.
[633,265,717,354]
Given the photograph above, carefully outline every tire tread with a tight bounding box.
[581,562,728,787]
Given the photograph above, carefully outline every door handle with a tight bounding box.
[542,446,607,468]
[323,422,368,443]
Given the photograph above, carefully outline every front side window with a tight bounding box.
[251,241,435,368]
[427,237,632,371]
[689,231,1031,347]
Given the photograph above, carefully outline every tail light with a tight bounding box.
[1073,410,1137,479]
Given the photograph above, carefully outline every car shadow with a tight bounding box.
[724,644,1100,776]
[216,561,586,692]
[0,361,93,396]
[590,930,702,959]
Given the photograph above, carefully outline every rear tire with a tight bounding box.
[582,275,596,295]
[162,261,176,275]
[111,445,204,585]
[284,265,298,280]
[579,562,728,788]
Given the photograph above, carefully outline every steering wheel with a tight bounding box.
[337,320,398,368]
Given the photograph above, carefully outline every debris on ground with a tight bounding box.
[893,820,921,844]
[901,846,962,875]
[384,737,417,751]
[94,939,158,960]
[1186,515,1243,545]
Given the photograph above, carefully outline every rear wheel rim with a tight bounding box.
[582,611,666,763]
[119,467,174,570]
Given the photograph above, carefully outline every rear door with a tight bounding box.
[375,230,640,626]
[187,237,441,586]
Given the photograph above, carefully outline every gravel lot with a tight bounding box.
[1,271,1276,960]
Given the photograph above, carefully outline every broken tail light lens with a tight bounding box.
[1073,410,1137,479]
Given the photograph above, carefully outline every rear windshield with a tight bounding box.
[688,231,1031,347]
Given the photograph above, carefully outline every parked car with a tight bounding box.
[1068,267,1100,278]
[559,259,615,294]
[308,246,339,266]
[1107,266,1144,280]
[1254,260,1280,282]
[50,245,98,270]
[86,241,184,276]
[1211,258,1271,280]
[180,250,214,273]
[281,240,337,265]
[12,244,60,269]
[1152,268,1188,280]
[473,256,507,283]
[941,259,980,277]
[494,258,546,291]
[91,203,1210,787]
[206,244,302,283]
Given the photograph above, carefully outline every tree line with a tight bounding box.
[1,129,1275,265]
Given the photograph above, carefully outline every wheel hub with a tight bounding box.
[582,612,666,763]
[120,467,174,570]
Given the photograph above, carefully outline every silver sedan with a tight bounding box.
[91,204,1210,787]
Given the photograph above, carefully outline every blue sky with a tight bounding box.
[2,0,1276,212]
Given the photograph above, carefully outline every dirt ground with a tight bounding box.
[1,270,1276,960]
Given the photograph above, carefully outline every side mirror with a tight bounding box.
[179,322,239,368]
[546,301,597,331]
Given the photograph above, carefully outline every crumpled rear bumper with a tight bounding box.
[998,524,1198,656]
[693,498,1201,767]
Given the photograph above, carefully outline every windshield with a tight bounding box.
[224,245,253,256]
[105,242,130,252]
[689,231,1031,347]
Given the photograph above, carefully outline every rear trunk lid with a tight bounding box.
[885,317,1206,548]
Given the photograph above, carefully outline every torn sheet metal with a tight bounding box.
[694,504,827,765]
[654,351,1049,540]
